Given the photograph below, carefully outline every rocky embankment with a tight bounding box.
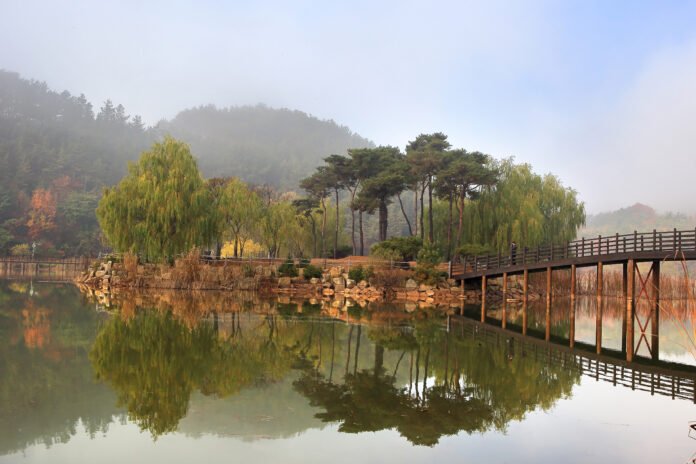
[77,259,543,306]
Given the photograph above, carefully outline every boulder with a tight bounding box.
[329,267,343,278]
[95,270,106,278]
[419,283,431,292]
[332,276,345,287]
[322,288,335,296]
[357,280,368,289]
[405,279,418,290]
[278,277,292,288]
[346,279,356,289]
[309,277,321,285]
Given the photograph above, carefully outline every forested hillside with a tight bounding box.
[0,71,373,255]
[579,203,696,238]
[0,70,151,255]
[159,105,373,189]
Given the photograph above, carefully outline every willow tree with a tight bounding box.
[96,137,212,262]
[460,160,585,253]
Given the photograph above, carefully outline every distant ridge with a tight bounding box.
[579,203,696,238]
[158,104,374,190]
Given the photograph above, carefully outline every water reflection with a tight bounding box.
[0,282,695,461]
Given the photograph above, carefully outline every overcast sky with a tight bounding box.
[1,0,695,214]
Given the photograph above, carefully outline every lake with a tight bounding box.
[0,280,694,463]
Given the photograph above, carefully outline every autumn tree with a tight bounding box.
[26,188,57,241]
[96,137,212,262]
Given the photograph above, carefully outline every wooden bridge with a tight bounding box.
[0,256,90,280]
[450,228,696,364]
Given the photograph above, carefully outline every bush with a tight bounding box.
[298,258,311,268]
[371,269,410,289]
[415,242,444,285]
[303,264,323,280]
[371,236,423,261]
[278,259,298,277]
[455,243,493,258]
[334,245,353,259]
[348,265,365,282]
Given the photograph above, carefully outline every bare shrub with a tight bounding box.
[371,269,411,289]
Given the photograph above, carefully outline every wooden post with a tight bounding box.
[502,272,508,329]
[570,264,576,299]
[481,276,487,322]
[597,261,603,297]
[545,294,551,342]
[569,298,576,349]
[622,261,628,300]
[651,260,660,361]
[626,259,635,362]
[546,266,552,302]
[522,269,528,335]
[596,295,603,354]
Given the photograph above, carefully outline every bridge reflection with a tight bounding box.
[457,294,696,403]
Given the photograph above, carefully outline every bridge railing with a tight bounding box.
[452,228,696,276]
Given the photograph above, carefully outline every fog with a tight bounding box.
[1,0,695,214]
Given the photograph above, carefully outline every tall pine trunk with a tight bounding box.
[350,189,356,255]
[359,210,364,256]
[419,182,426,240]
[446,193,453,260]
[321,198,327,258]
[413,189,418,237]
[428,177,434,243]
[379,199,388,241]
[397,193,413,236]
[334,189,339,259]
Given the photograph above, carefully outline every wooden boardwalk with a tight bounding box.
[0,256,90,280]
[451,228,696,280]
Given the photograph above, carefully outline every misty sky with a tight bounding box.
[1,0,695,214]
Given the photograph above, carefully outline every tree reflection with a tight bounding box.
[294,320,580,446]
[89,310,298,437]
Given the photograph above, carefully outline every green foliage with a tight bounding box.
[414,242,444,284]
[278,259,299,277]
[348,265,366,282]
[455,243,494,257]
[460,160,585,252]
[302,264,323,280]
[96,137,212,262]
[371,236,423,261]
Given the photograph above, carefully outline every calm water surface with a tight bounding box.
[0,281,695,463]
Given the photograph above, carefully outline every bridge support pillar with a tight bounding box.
[546,266,552,302]
[597,262,603,297]
[651,260,660,361]
[522,269,528,335]
[481,276,487,322]
[569,297,576,348]
[596,296,603,354]
[502,273,508,329]
[570,264,576,299]
[626,259,635,362]
[545,295,551,341]
[622,261,628,299]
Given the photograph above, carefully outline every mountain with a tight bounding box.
[578,203,696,238]
[159,105,373,190]
[0,70,373,255]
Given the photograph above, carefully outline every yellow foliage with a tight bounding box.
[220,239,265,258]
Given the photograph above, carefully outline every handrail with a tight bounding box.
[453,228,696,276]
